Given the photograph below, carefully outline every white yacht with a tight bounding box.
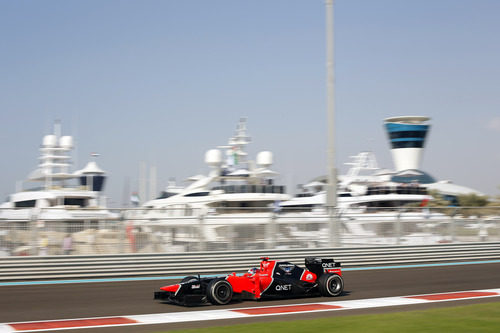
[126,118,290,251]
[277,152,447,246]
[280,151,433,215]
[0,122,117,223]
[137,118,290,217]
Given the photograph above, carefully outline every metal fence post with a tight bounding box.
[228,224,234,251]
[329,207,341,248]
[396,208,402,245]
[119,213,126,254]
[268,213,277,249]
[198,214,206,252]
[30,208,39,256]
[449,211,456,243]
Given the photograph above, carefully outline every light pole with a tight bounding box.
[326,0,340,247]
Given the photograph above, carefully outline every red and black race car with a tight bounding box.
[154,257,344,306]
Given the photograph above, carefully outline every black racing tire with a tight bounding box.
[207,279,233,305]
[181,275,198,283]
[318,273,344,297]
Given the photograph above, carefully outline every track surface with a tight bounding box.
[1,263,500,332]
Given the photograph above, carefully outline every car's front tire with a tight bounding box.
[318,273,344,297]
[207,279,233,305]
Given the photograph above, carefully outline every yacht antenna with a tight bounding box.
[227,118,251,167]
[54,119,62,139]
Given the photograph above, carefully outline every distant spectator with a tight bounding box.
[273,200,281,214]
[62,234,73,255]
[39,235,48,256]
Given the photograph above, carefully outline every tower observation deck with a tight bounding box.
[384,116,430,172]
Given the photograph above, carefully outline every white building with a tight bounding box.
[383,116,483,204]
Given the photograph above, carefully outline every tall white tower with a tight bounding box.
[384,116,430,171]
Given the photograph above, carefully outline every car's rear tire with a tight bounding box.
[207,279,233,305]
[181,275,198,283]
[318,273,343,297]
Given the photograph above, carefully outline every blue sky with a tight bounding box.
[1,0,499,205]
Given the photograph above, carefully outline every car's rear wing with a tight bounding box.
[305,257,342,277]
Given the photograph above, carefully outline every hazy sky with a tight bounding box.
[1,0,499,205]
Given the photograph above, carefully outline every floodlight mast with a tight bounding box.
[326,0,340,247]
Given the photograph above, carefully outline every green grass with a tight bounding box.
[165,301,500,333]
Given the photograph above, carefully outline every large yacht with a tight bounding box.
[125,118,290,250]
[135,118,290,217]
[0,122,117,223]
[280,151,433,215]
[277,152,447,246]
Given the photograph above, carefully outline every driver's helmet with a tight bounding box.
[248,267,259,275]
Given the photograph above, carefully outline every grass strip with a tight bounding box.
[165,301,500,333]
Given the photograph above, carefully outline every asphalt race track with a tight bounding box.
[1,262,500,332]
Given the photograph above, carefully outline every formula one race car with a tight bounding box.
[154,257,344,306]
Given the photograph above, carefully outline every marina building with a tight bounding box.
[383,116,482,204]
[384,116,430,172]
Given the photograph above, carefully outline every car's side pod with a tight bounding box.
[305,257,341,277]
